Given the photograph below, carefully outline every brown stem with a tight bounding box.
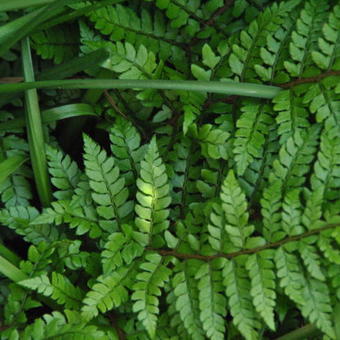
[149,223,339,261]
[280,70,340,89]
[205,0,234,26]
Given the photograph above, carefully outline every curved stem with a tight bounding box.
[275,324,319,340]
[0,79,281,99]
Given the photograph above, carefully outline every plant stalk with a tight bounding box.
[275,324,320,340]
[21,37,52,207]
[0,79,282,99]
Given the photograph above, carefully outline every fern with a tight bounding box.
[83,134,133,232]
[132,253,171,338]
[135,138,171,240]
[1,1,340,340]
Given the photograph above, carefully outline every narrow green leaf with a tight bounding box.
[0,155,27,186]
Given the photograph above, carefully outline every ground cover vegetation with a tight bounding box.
[0,0,339,339]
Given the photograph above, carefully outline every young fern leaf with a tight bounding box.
[0,206,59,244]
[220,170,254,249]
[132,253,171,339]
[311,127,340,203]
[298,238,326,281]
[18,272,84,309]
[269,125,320,193]
[196,124,230,160]
[281,188,304,236]
[172,260,205,340]
[101,224,146,275]
[81,266,130,320]
[311,5,340,71]
[222,258,260,340]
[135,138,171,239]
[196,259,227,340]
[273,89,310,144]
[110,118,145,186]
[284,0,329,77]
[303,82,339,132]
[46,145,81,200]
[246,250,276,331]
[83,134,133,232]
[261,180,285,242]
[17,311,106,340]
[234,101,273,175]
[87,4,184,60]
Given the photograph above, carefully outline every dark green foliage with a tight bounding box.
[0,1,340,340]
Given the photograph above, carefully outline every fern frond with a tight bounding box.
[31,25,78,64]
[220,170,254,248]
[46,145,81,200]
[196,124,230,160]
[299,238,326,281]
[261,180,285,242]
[18,311,107,340]
[81,266,130,320]
[0,206,59,244]
[83,134,133,232]
[18,272,84,309]
[282,188,304,236]
[273,89,310,144]
[132,253,171,338]
[303,81,339,131]
[311,127,340,203]
[110,118,145,186]
[284,0,329,77]
[87,4,184,60]
[196,259,227,340]
[234,101,273,175]
[135,138,171,239]
[270,125,320,192]
[246,250,276,331]
[101,224,146,274]
[172,260,205,339]
[311,5,340,71]
[229,0,300,81]
[301,276,335,339]
[222,257,260,340]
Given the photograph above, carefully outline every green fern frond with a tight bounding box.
[234,101,273,175]
[81,266,130,320]
[172,260,205,339]
[282,188,304,236]
[0,206,59,244]
[273,89,310,143]
[196,124,230,160]
[46,145,81,200]
[196,259,227,340]
[83,134,133,232]
[18,272,84,309]
[246,250,276,331]
[311,127,340,203]
[311,5,340,71]
[284,0,329,77]
[132,252,171,338]
[109,118,146,186]
[270,125,320,192]
[31,25,78,64]
[135,138,171,239]
[16,311,107,340]
[87,4,184,60]
[101,224,146,274]
[222,257,260,340]
[220,170,254,248]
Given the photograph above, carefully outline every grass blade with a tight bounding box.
[0,79,282,99]
[0,0,55,11]
[22,37,52,207]
[0,103,97,131]
[0,255,27,282]
[0,155,27,185]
